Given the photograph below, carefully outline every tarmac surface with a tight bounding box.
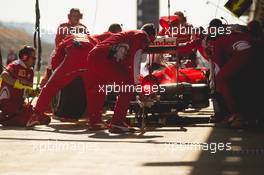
[1,103,264,175]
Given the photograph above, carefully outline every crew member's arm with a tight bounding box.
[1,63,33,88]
[55,24,67,47]
[129,33,150,84]
[1,71,32,89]
[55,35,64,47]
[210,40,223,76]
[177,38,202,55]
[1,71,16,86]
[91,32,111,43]
[50,40,68,70]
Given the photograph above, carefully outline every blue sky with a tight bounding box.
[0,0,249,34]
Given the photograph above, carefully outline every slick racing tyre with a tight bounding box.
[51,77,86,119]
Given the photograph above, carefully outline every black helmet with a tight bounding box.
[209,18,223,28]
[141,23,156,36]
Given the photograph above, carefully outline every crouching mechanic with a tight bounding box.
[0,46,50,126]
[30,34,98,127]
[208,19,254,128]
[85,23,156,133]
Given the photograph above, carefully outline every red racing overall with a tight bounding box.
[34,34,97,115]
[0,60,34,126]
[212,32,253,115]
[85,30,150,125]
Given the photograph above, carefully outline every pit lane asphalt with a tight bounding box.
[1,102,264,175]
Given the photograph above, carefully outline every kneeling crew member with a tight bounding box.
[0,46,50,126]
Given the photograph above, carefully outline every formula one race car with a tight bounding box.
[51,35,211,122]
[105,38,210,117]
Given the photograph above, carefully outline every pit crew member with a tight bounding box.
[85,23,156,133]
[0,46,50,126]
[30,34,97,127]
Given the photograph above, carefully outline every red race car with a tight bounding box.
[51,36,210,121]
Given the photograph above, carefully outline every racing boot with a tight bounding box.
[88,122,108,131]
[26,112,51,127]
[88,114,108,131]
[108,122,137,133]
[215,112,241,128]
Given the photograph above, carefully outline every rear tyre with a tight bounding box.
[51,77,86,119]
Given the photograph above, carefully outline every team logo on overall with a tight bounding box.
[18,69,26,77]
[0,86,10,100]
[232,41,251,51]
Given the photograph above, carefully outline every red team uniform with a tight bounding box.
[212,32,253,117]
[0,60,34,126]
[159,15,193,44]
[34,34,97,116]
[40,8,88,88]
[55,23,88,47]
[85,29,153,130]
[92,32,113,43]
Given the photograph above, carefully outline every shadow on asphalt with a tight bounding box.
[0,135,176,144]
[0,113,211,135]
[141,127,264,175]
